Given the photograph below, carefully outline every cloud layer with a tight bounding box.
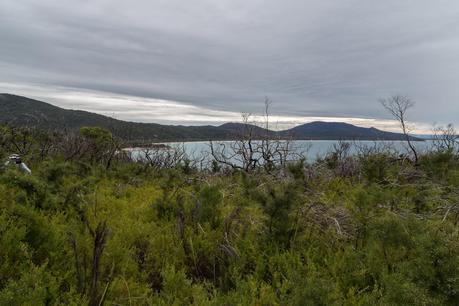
[1,0,458,131]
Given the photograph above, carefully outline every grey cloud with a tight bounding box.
[0,0,458,126]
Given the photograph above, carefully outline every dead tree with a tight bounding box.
[210,113,260,172]
[140,144,187,170]
[433,123,458,153]
[210,101,301,173]
[260,99,275,172]
[380,95,419,165]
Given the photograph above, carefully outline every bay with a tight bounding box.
[128,140,434,166]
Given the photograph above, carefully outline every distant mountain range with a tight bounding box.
[0,93,421,142]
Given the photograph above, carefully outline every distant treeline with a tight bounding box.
[0,93,422,142]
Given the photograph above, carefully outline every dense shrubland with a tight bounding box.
[0,124,459,305]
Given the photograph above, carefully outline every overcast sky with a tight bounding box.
[1,0,458,133]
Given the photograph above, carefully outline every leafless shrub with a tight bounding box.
[319,140,361,177]
[210,100,304,173]
[138,144,188,170]
[432,123,458,153]
[379,95,419,164]
[303,162,326,182]
[397,166,427,183]
[331,140,352,160]
[299,202,356,239]
[210,113,260,172]
[353,140,397,158]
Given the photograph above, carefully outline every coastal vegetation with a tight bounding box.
[0,122,458,305]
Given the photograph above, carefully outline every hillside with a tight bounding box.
[0,93,420,142]
[282,121,420,141]
[0,94,233,142]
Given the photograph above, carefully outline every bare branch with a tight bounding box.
[379,95,419,165]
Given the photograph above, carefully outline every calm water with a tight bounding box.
[129,140,433,164]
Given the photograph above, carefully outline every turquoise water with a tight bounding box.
[129,140,433,165]
[173,140,429,157]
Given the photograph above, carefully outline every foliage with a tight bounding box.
[0,127,459,305]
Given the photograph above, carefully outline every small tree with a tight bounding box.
[79,127,121,169]
[379,95,419,165]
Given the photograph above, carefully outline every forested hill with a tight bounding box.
[281,121,420,141]
[0,93,420,142]
[0,94,233,142]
